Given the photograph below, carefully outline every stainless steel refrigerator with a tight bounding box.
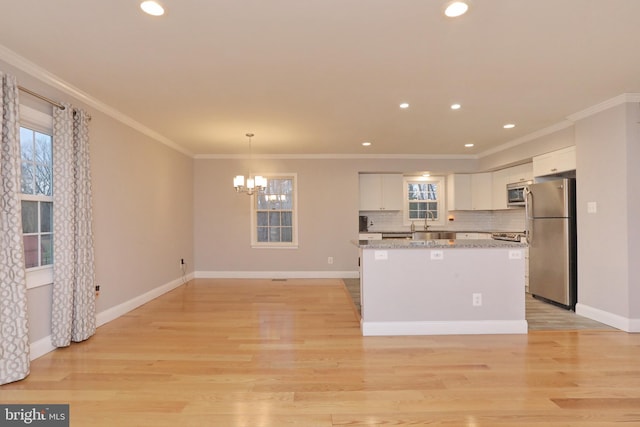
[525,178,577,309]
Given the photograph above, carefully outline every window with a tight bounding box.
[404,176,445,227]
[19,105,54,288]
[20,127,53,268]
[252,174,298,248]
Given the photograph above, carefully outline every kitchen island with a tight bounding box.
[355,238,528,336]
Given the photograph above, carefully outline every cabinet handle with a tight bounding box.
[551,168,558,172]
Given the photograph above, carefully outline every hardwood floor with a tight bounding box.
[2,278,639,426]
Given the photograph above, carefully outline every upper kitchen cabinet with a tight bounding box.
[492,163,533,210]
[359,173,404,211]
[471,173,492,210]
[447,174,472,210]
[447,173,492,211]
[533,146,576,177]
[508,163,533,183]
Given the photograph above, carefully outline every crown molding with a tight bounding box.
[567,93,640,122]
[0,44,192,157]
[478,120,574,159]
[194,153,479,160]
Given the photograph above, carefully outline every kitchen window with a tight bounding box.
[252,174,298,248]
[19,105,54,288]
[403,176,445,227]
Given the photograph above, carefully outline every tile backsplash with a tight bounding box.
[362,209,525,233]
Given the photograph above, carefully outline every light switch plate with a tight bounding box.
[587,202,597,214]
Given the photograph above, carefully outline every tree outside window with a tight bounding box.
[20,127,53,268]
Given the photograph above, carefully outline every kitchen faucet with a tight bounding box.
[424,211,434,230]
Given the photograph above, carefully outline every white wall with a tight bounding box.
[0,59,195,352]
[575,104,629,316]
[626,104,640,319]
[573,101,640,330]
[91,114,194,310]
[194,157,474,276]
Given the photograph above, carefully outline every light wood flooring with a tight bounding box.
[1,278,639,426]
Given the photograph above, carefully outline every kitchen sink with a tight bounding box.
[411,231,456,240]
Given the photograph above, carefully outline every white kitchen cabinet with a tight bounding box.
[533,146,576,177]
[456,232,492,240]
[358,233,382,240]
[448,173,492,211]
[447,174,472,211]
[508,163,533,183]
[491,168,510,210]
[456,232,478,239]
[492,163,533,210]
[471,173,492,210]
[359,174,403,211]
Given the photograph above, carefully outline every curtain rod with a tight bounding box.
[18,85,65,110]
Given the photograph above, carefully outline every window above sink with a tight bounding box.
[403,176,445,228]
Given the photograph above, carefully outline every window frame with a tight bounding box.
[20,105,54,289]
[403,175,446,227]
[251,173,299,249]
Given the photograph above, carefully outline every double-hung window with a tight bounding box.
[252,174,298,248]
[404,176,445,227]
[19,106,54,288]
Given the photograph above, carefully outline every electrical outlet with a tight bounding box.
[472,293,482,306]
[327,256,334,264]
[509,250,522,260]
[180,258,185,269]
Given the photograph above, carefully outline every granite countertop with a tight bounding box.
[363,230,524,235]
[354,238,527,249]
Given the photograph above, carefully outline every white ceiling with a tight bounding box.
[1,0,639,157]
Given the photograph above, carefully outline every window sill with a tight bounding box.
[251,244,299,249]
[26,266,53,290]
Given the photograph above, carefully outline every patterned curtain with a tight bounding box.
[0,72,31,384]
[51,104,96,347]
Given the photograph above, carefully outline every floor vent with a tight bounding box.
[272,278,288,282]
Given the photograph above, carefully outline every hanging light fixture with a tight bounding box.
[233,133,267,195]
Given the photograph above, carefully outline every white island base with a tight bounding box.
[358,240,528,336]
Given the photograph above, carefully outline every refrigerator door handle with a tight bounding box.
[524,187,532,244]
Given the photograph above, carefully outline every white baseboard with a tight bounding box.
[361,320,529,336]
[96,273,194,327]
[29,273,195,361]
[575,303,637,332]
[29,335,57,360]
[195,270,359,279]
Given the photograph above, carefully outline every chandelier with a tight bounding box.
[233,133,266,195]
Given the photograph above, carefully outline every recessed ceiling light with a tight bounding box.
[464,143,474,148]
[444,1,469,18]
[140,1,165,16]
[399,103,410,109]
[362,141,372,146]
[503,123,516,129]
[422,172,431,177]
[450,103,461,110]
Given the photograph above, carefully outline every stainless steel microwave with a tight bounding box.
[506,181,533,206]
